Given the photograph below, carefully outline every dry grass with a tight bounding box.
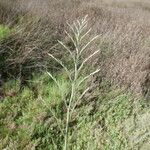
[0,0,149,98]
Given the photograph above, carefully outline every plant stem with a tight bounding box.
[47,17,99,149]
[64,82,75,150]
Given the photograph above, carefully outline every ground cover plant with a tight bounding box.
[0,74,149,150]
[0,25,10,40]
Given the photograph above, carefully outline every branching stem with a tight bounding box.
[47,16,100,150]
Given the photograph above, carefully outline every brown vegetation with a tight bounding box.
[0,0,149,98]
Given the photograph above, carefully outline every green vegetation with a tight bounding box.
[0,1,150,149]
[0,75,149,150]
[0,25,10,40]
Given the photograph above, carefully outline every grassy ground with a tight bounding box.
[0,25,10,40]
[0,73,149,150]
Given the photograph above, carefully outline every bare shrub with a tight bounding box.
[0,0,149,98]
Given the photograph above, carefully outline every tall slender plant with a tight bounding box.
[47,15,100,150]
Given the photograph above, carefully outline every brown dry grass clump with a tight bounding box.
[0,0,149,98]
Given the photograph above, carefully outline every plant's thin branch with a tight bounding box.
[47,53,72,81]
[58,40,75,61]
[80,28,91,42]
[78,69,100,87]
[71,87,90,115]
[78,49,100,73]
[47,71,61,89]
[65,31,76,48]
[79,35,99,56]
